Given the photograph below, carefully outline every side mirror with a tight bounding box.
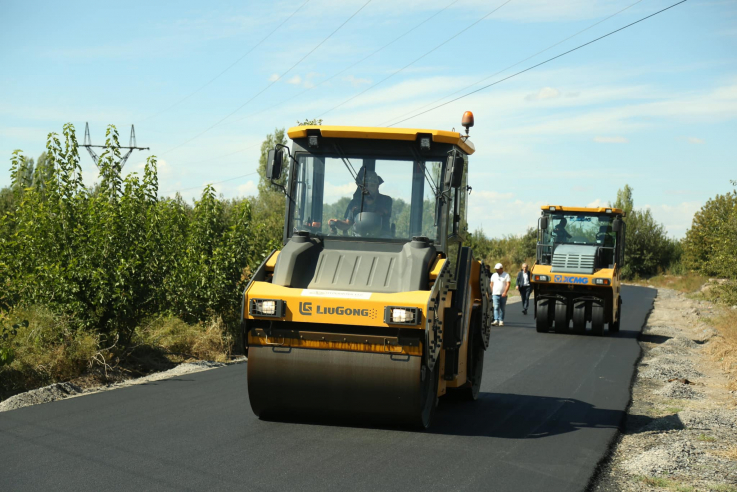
[540,216,549,230]
[612,217,622,233]
[266,148,284,180]
[444,150,465,189]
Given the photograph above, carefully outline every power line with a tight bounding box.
[160,0,372,157]
[318,0,514,118]
[388,0,688,127]
[218,0,460,130]
[162,1,461,194]
[378,0,645,127]
[141,1,310,123]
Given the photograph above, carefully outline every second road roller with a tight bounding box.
[241,113,492,428]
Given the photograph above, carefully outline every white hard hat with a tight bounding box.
[494,263,503,269]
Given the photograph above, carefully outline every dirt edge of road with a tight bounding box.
[591,287,737,492]
[0,357,247,413]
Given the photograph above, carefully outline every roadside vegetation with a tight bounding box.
[0,124,284,398]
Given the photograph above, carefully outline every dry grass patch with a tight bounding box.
[0,306,100,398]
[707,309,737,391]
[133,316,233,363]
[631,273,709,293]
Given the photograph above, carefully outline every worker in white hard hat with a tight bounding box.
[489,263,511,326]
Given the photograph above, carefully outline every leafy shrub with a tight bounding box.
[0,124,273,348]
[683,190,737,279]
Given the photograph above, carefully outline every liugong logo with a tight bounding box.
[299,301,369,317]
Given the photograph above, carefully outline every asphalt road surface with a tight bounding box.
[0,285,655,492]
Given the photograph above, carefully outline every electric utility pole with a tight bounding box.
[81,122,150,169]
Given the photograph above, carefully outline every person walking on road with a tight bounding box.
[490,263,511,326]
[516,263,532,315]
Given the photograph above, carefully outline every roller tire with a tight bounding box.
[536,300,551,333]
[572,302,587,334]
[554,301,568,334]
[464,311,485,400]
[610,298,622,333]
[591,304,605,336]
[417,361,439,429]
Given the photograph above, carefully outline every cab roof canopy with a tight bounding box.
[287,125,475,155]
[542,205,625,216]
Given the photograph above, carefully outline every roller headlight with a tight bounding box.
[593,278,611,286]
[249,298,285,317]
[534,275,550,282]
[384,306,421,325]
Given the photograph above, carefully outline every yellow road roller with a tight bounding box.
[531,206,626,336]
[241,114,492,427]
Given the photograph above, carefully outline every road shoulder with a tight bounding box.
[592,288,737,491]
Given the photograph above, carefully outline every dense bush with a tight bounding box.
[611,185,682,279]
[0,124,274,347]
[620,209,681,278]
[682,189,737,279]
[681,186,737,305]
[466,226,537,270]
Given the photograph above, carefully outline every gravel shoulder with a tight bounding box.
[593,288,737,492]
[0,358,246,413]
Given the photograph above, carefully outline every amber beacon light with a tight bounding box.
[461,111,474,136]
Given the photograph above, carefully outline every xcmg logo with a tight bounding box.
[554,275,589,285]
[299,302,370,317]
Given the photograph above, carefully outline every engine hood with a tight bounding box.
[551,244,598,275]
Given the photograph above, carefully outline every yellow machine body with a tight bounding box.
[242,124,491,427]
[531,206,626,335]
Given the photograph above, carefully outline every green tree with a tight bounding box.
[251,128,288,253]
[682,188,737,279]
[296,118,323,126]
[612,184,677,278]
[612,184,634,216]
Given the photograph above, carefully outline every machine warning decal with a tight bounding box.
[301,289,372,300]
[298,301,376,319]
[554,275,589,285]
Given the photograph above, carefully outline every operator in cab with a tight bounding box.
[552,217,572,243]
[328,168,393,235]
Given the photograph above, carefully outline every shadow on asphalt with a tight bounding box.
[262,392,651,439]
[429,393,626,439]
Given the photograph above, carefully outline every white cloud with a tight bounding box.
[686,137,705,144]
[474,190,515,202]
[268,73,279,82]
[525,87,561,102]
[238,180,258,196]
[594,136,628,144]
[323,181,356,202]
[586,198,607,208]
[344,75,372,87]
[646,201,704,238]
[287,75,302,85]
[467,191,544,236]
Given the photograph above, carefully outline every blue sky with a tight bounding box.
[1,0,735,237]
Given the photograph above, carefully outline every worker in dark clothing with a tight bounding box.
[328,168,393,234]
[515,263,532,315]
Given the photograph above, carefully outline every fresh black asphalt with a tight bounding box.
[0,285,655,492]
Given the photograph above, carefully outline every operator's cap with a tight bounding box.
[494,263,503,269]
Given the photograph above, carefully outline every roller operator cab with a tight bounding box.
[531,206,626,336]
[241,115,493,428]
